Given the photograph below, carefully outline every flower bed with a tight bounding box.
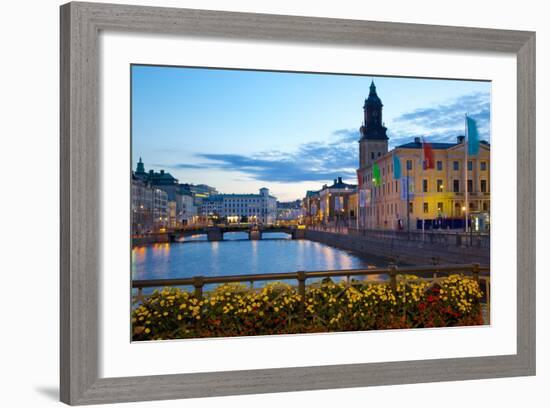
[132,274,484,341]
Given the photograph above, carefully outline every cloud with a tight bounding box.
[158,130,359,184]
[392,91,490,145]
[153,163,205,169]
[153,92,490,184]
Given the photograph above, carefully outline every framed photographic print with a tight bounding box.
[60,1,535,405]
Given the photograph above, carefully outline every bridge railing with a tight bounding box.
[132,263,490,320]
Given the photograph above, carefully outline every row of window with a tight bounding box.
[365,201,490,217]
[407,159,488,172]
[370,177,489,198]
[363,160,488,184]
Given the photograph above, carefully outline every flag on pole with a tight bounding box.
[400,176,414,201]
[372,163,381,186]
[466,116,480,156]
[393,154,402,179]
[422,139,435,169]
[359,189,367,208]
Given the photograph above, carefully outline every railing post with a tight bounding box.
[472,263,480,284]
[389,264,398,294]
[431,256,440,281]
[297,271,306,317]
[135,287,144,304]
[193,276,204,300]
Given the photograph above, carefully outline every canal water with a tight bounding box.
[132,232,391,290]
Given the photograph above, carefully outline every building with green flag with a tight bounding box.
[372,163,381,186]
[356,83,490,231]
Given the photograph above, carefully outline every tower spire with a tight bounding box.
[136,157,145,174]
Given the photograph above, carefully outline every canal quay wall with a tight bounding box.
[132,234,170,246]
[304,228,490,266]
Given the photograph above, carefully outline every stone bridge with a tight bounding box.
[169,225,305,242]
[132,225,306,245]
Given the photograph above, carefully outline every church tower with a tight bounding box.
[136,157,146,175]
[358,81,389,169]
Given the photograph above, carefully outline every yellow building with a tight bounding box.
[356,82,490,231]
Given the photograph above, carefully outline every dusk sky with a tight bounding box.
[132,65,490,201]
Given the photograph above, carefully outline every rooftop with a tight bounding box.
[323,176,357,190]
[396,137,490,150]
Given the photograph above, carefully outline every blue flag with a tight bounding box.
[393,154,401,180]
[467,116,480,156]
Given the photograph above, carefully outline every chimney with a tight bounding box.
[414,137,421,144]
[334,178,337,185]
[338,177,343,184]
[160,170,165,174]
[457,135,465,143]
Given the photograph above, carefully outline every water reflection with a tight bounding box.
[179,234,207,242]
[132,238,390,289]
[224,231,248,241]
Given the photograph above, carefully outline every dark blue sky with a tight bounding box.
[132,65,490,200]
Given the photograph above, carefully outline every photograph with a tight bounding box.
[130,65,491,341]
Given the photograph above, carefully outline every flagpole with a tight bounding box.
[464,114,469,233]
[421,137,425,236]
[356,187,359,230]
[406,161,410,237]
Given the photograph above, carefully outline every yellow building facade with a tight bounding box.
[358,138,490,230]
[356,81,490,231]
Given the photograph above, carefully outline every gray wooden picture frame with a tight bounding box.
[60,1,536,405]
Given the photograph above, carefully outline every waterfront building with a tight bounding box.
[167,201,177,229]
[318,177,357,224]
[200,187,277,225]
[276,200,304,223]
[303,190,321,225]
[356,82,490,231]
[180,183,219,210]
[176,190,198,225]
[134,158,210,227]
[135,158,179,198]
[131,175,169,233]
[131,175,153,234]
[151,187,169,231]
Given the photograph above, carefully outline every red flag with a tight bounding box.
[423,140,435,169]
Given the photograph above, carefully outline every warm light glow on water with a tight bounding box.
[132,238,390,285]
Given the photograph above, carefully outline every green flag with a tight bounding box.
[467,116,480,156]
[372,163,381,186]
